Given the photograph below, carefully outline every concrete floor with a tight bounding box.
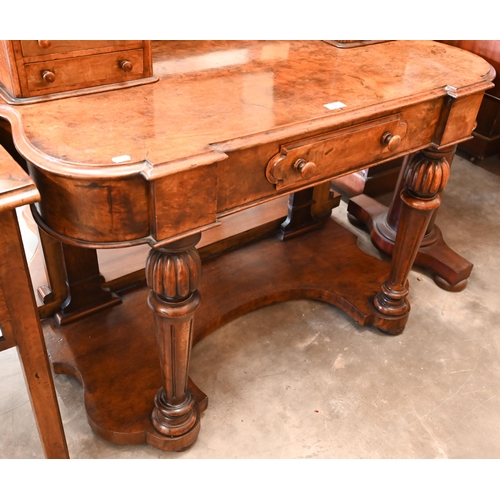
[1,152,499,461]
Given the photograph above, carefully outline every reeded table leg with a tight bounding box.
[348,145,473,291]
[374,147,450,334]
[145,233,202,451]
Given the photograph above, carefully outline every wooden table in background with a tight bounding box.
[0,40,494,452]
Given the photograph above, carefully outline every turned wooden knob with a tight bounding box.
[119,60,133,72]
[293,158,317,179]
[381,132,401,152]
[41,70,56,84]
[37,40,51,49]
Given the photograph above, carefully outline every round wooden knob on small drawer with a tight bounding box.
[37,40,51,49]
[119,60,133,72]
[41,70,56,84]
[293,158,317,180]
[381,132,402,152]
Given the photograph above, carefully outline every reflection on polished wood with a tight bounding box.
[0,40,494,451]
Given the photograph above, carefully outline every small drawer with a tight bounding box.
[24,49,146,95]
[266,114,408,190]
[20,40,140,58]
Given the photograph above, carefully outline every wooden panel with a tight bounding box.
[20,40,141,58]
[440,93,485,146]
[151,164,219,242]
[27,163,150,244]
[25,49,146,95]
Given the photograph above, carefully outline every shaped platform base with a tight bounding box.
[42,218,407,450]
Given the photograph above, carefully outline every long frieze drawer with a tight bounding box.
[20,40,141,58]
[266,114,408,190]
[24,49,146,95]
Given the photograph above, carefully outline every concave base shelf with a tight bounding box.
[42,217,404,450]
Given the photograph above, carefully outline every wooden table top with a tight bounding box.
[0,40,494,179]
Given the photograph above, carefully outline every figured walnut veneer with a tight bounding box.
[0,40,494,452]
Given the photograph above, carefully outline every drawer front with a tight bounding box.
[24,49,146,94]
[20,40,140,57]
[266,114,408,190]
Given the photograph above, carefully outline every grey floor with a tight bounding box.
[1,152,500,461]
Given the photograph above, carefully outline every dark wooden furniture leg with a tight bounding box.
[280,181,341,240]
[36,227,71,318]
[0,210,69,459]
[348,145,472,291]
[373,146,450,333]
[145,233,202,451]
[36,227,122,324]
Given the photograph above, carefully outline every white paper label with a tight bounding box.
[324,101,346,110]
[112,155,131,163]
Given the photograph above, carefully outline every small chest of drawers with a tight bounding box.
[0,40,155,103]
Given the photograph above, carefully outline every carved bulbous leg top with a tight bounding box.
[146,233,202,302]
[403,148,450,200]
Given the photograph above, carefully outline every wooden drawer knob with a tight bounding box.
[37,40,51,49]
[119,60,133,72]
[294,158,317,180]
[41,70,56,84]
[381,132,402,152]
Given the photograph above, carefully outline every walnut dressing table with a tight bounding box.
[0,40,493,452]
